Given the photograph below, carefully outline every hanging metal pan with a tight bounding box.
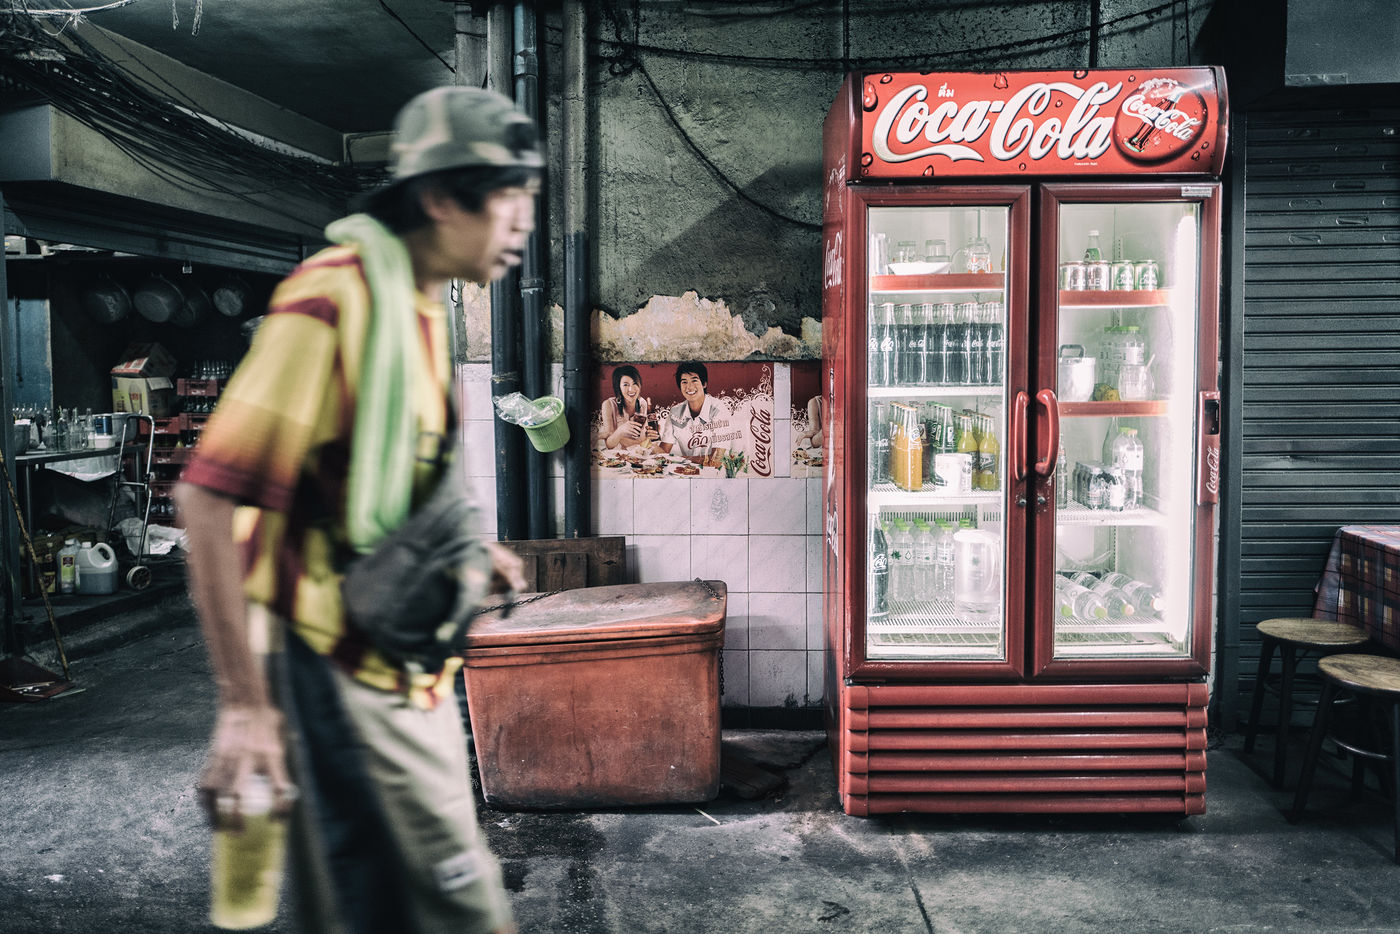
[212,275,250,318]
[132,274,183,323]
[172,280,212,327]
[79,275,131,324]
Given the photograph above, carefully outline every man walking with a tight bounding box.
[177,86,539,933]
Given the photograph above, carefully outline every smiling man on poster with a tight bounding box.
[658,362,728,467]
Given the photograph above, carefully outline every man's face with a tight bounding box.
[437,182,539,284]
[679,372,705,407]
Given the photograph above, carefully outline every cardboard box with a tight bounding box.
[111,342,176,378]
[112,376,176,416]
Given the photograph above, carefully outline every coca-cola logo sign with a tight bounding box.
[1114,77,1208,163]
[856,69,1224,177]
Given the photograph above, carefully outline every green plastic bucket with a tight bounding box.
[521,396,569,452]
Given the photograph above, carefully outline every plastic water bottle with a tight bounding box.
[1056,576,1108,619]
[1113,428,1144,509]
[933,520,956,602]
[887,521,910,604]
[1102,572,1164,615]
[912,520,935,602]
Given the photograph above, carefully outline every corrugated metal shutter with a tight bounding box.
[1233,104,1400,720]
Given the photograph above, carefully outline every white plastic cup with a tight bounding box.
[210,775,287,930]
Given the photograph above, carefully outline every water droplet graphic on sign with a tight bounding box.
[1073,69,1088,79]
[993,73,1009,90]
[862,81,879,111]
[860,152,874,167]
[879,74,893,84]
[922,166,934,176]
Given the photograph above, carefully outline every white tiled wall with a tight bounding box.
[459,361,826,710]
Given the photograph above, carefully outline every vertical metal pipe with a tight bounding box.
[0,213,19,655]
[562,0,590,538]
[514,0,549,540]
[487,2,527,540]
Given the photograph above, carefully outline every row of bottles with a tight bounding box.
[11,406,100,453]
[1054,570,1164,620]
[1057,422,1145,512]
[869,516,1000,618]
[868,300,1005,388]
[871,402,999,493]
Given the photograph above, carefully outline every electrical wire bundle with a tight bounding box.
[0,6,387,226]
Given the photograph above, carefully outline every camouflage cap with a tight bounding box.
[388,87,543,182]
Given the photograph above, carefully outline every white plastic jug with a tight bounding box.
[76,541,118,595]
[953,529,1000,619]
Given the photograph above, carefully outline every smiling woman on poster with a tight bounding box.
[658,361,726,467]
[599,364,657,450]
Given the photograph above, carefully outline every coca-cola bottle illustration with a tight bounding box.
[1125,82,1186,154]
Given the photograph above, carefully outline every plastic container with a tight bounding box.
[210,773,286,930]
[462,580,726,809]
[76,541,118,595]
[57,540,80,595]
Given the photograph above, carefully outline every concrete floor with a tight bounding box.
[3,600,1399,934]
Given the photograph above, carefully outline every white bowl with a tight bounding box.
[887,261,951,276]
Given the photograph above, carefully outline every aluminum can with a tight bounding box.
[1059,261,1086,291]
[1111,262,1136,290]
[1084,261,1111,291]
[1136,260,1159,290]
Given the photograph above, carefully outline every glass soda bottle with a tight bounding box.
[895,303,916,386]
[921,303,943,385]
[1055,442,1069,508]
[875,302,897,387]
[868,521,890,619]
[912,303,931,386]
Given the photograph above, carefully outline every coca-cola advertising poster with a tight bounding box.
[592,362,775,479]
[790,361,824,478]
[855,67,1226,178]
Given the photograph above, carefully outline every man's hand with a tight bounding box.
[198,702,295,826]
[483,541,527,594]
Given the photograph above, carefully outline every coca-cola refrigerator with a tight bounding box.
[820,68,1227,816]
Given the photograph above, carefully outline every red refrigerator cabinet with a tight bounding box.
[820,69,1227,816]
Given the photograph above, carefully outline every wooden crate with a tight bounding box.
[499,536,626,594]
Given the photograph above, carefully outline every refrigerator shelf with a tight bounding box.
[868,488,1001,507]
[1056,502,1163,527]
[870,272,1007,294]
[867,385,1004,400]
[1058,289,1171,308]
[1058,401,1167,417]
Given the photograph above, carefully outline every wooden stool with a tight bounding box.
[1243,618,1369,788]
[1288,654,1400,863]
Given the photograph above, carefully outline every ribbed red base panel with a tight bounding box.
[835,682,1209,817]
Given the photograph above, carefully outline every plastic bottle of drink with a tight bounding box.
[912,519,935,602]
[1111,428,1144,509]
[57,539,81,595]
[1057,576,1109,619]
[1083,229,1103,263]
[1101,572,1165,615]
[888,520,912,604]
[977,416,1000,491]
[896,303,916,386]
[868,521,890,619]
[933,520,956,602]
[1055,442,1069,508]
[1089,579,1136,617]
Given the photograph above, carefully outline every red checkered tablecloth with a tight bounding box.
[1313,524,1400,652]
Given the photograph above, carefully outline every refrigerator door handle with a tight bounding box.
[1033,388,1059,477]
[1011,390,1029,482]
[1197,390,1221,504]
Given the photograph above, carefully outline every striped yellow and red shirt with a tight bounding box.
[182,243,462,706]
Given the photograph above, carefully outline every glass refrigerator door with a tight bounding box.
[1050,200,1202,659]
[864,205,1009,661]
